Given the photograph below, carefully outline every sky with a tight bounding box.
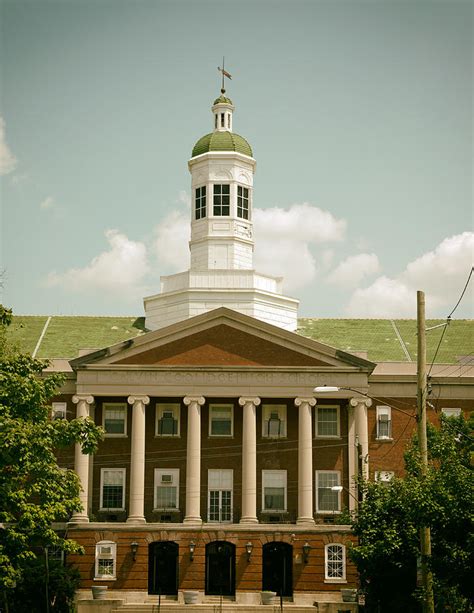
[1,0,472,319]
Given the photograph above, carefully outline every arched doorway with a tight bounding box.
[205,541,235,596]
[148,541,179,596]
[262,542,293,597]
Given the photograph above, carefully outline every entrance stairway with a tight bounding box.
[78,600,357,613]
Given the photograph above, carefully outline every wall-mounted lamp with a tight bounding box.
[189,541,196,562]
[245,541,253,562]
[302,542,311,564]
[130,541,139,561]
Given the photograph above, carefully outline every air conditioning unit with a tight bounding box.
[377,471,393,483]
[161,474,173,483]
[163,411,174,419]
[99,545,112,555]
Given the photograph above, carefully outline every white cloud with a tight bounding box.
[0,117,17,176]
[40,196,55,211]
[152,210,190,271]
[46,229,149,293]
[327,253,381,287]
[345,232,474,317]
[253,203,346,291]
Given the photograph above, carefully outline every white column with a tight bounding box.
[295,397,316,525]
[347,402,357,512]
[71,394,94,523]
[351,397,372,481]
[239,396,260,524]
[183,396,205,524]
[127,395,150,524]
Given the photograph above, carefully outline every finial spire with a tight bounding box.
[218,57,232,94]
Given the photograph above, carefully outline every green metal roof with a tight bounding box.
[5,314,472,364]
[192,131,253,158]
[213,95,233,105]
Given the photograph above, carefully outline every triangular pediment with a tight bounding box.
[70,308,375,371]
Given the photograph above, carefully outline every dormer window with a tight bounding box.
[237,186,249,219]
[195,186,206,220]
[213,184,230,216]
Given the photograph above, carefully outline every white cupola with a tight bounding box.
[143,87,299,332]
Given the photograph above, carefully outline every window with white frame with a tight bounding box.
[209,404,233,437]
[51,402,67,420]
[100,468,125,510]
[95,541,117,580]
[262,404,287,438]
[208,469,233,522]
[441,407,462,418]
[315,405,340,437]
[156,403,180,437]
[376,405,392,440]
[237,185,249,219]
[316,471,341,513]
[262,470,287,511]
[103,403,127,436]
[195,185,207,220]
[154,468,179,510]
[375,470,395,485]
[325,543,346,581]
[213,184,230,216]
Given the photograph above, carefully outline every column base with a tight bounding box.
[239,517,259,524]
[69,514,89,524]
[126,516,146,524]
[183,516,203,525]
[296,517,315,526]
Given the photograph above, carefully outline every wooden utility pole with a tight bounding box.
[417,290,435,613]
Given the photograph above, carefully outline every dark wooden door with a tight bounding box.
[262,542,293,597]
[148,541,178,595]
[205,541,235,596]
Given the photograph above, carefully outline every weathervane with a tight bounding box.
[218,57,232,94]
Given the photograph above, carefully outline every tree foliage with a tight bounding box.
[0,308,103,600]
[350,415,473,612]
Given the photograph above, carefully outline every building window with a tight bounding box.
[209,404,233,437]
[376,405,392,440]
[441,407,462,418]
[208,469,233,522]
[47,546,65,564]
[100,468,125,510]
[154,469,179,510]
[195,186,206,220]
[95,541,117,580]
[262,470,287,511]
[316,471,341,513]
[51,402,67,420]
[237,185,249,219]
[325,543,346,581]
[156,403,180,437]
[213,184,230,216]
[227,113,231,128]
[103,403,127,436]
[220,112,225,127]
[375,470,395,485]
[315,405,340,438]
[262,404,287,438]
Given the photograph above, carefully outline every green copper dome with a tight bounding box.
[213,94,233,105]
[191,131,253,158]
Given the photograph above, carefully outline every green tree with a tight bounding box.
[350,415,473,612]
[0,308,103,608]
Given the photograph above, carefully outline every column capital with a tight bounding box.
[72,394,94,405]
[127,395,150,406]
[183,396,205,407]
[294,397,317,408]
[350,397,372,408]
[238,397,261,407]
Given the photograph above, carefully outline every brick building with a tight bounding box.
[9,86,472,610]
